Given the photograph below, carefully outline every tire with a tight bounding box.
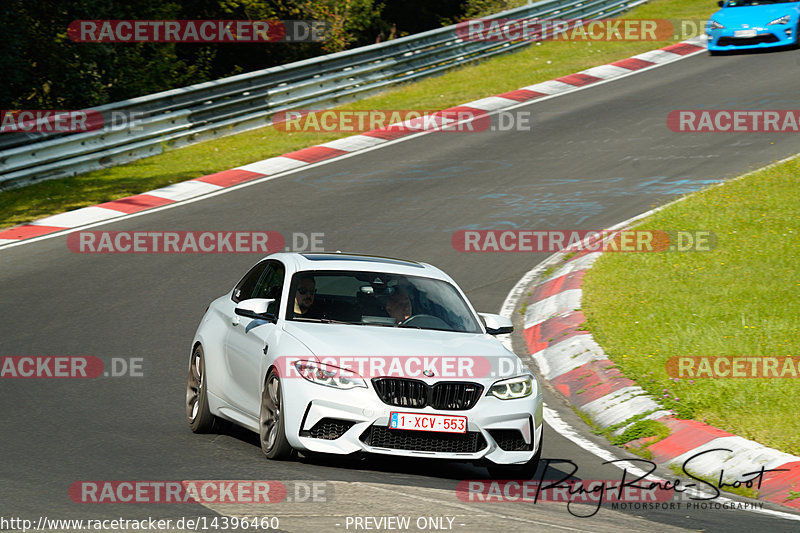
[486,426,543,480]
[259,370,294,460]
[186,345,219,433]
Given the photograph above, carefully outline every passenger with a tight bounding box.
[385,291,412,323]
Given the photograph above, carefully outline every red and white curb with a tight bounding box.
[0,36,707,248]
[516,227,800,511]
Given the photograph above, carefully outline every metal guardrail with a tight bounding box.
[0,0,645,190]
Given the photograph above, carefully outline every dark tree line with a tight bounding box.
[0,0,523,109]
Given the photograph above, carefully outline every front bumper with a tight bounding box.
[281,377,544,465]
[707,24,797,50]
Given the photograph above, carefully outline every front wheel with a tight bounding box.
[186,345,219,433]
[259,370,294,459]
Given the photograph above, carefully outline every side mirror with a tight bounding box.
[478,313,513,335]
[235,298,277,322]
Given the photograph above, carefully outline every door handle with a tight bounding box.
[263,344,269,355]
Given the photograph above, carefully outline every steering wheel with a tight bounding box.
[398,314,451,329]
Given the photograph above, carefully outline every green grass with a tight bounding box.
[609,418,670,446]
[610,417,671,460]
[582,159,800,455]
[0,0,716,230]
[574,405,671,454]
[539,265,557,280]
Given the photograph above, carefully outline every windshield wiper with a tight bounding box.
[292,317,353,325]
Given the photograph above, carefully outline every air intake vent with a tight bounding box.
[360,426,487,453]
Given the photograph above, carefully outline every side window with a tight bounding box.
[252,262,285,315]
[232,261,270,303]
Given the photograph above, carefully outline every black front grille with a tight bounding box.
[300,418,355,440]
[372,378,427,408]
[718,34,779,46]
[488,429,533,451]
[372,378,483,411]
[360,425,487,454]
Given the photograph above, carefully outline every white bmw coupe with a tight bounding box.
[186,252,543,477]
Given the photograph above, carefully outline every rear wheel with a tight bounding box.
[486,426,543,480]
[186,345,219,433]
[259,370,294,459]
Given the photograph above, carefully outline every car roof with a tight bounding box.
[266,252,451,280]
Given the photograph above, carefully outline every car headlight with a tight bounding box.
[768,15,791,25]
[708,20,724,30]
[488,375,535,400]
[293,360,366,389]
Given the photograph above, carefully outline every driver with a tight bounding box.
[293,274,319,317]
[385,291,412,323]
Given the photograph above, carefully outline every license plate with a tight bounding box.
[389,412,467,433]
[734,30,757,38]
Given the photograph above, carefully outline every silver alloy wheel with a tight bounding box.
[260,373,281,452]
[186,345,218,433]
[186,351,203,422]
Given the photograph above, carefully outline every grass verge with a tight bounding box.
[582,157,800,455]
[0,0,716,230]
[573,407,671,460]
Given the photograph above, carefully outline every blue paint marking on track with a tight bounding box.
[447,176,721,229]
[294,160,720,231]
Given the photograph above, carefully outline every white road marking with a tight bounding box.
[28,206,126,228]
[146,180,223,201]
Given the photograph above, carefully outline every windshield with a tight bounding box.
[285,270,482,333]
[723,0,798,6]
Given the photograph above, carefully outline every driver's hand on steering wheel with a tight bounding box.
[385,292,412,323]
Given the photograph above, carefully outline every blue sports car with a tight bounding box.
[707,0,800,53]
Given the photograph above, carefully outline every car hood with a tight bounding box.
[712,6,798,27]
[281,321,530,381]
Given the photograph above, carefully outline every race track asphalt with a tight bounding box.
[1,47,800,532]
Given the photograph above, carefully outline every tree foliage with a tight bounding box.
[0,0,507,109]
